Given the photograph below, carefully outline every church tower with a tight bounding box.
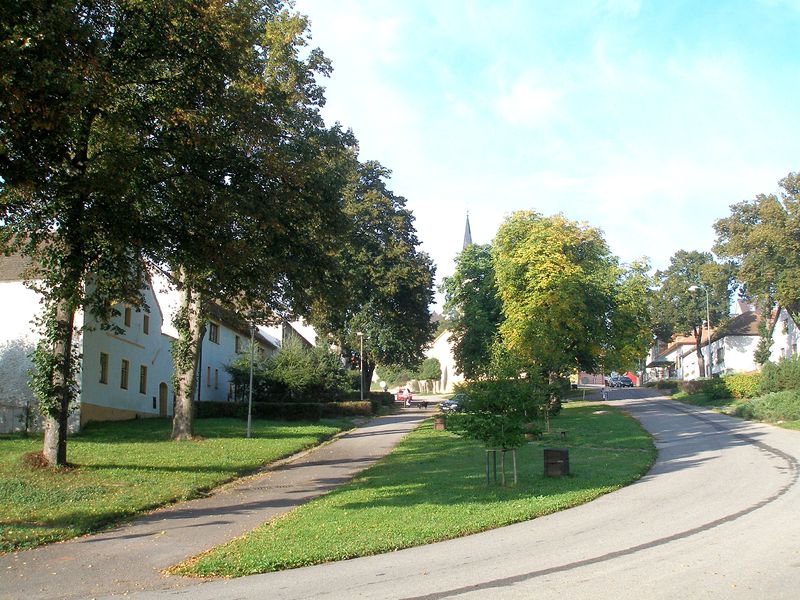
[463,213,473,249]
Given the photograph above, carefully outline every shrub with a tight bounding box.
[759,356,800,395]
[722,372,761,399]
[320,401,372,418]
[732,390,800,422]
[655,380,678,390]
[679,380,708,395]
[702,378,731,400]
[450,378,550,449]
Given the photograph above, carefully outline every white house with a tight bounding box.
[705,310,760,377]
[0,254,281,432]
[769,306,799,363]
[196,304,278,403]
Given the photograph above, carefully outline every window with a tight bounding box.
[120,359,129,390]
[717,347,724,363]
[235,335,242,354]
[214,368,219,389]
[124,306,132,327]
[143,314,150,335]
[209,322,220,344]
[139,365,147,394]
[99,353,109,384]
[207,366,211,387]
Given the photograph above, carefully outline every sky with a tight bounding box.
[294,0,800,306]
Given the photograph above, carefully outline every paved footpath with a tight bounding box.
[0,409,432,600]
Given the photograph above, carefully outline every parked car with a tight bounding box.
[396,388,413,404]
[440,393,467,413]
[609,376,634,388]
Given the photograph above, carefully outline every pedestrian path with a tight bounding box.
[0,410,432,600]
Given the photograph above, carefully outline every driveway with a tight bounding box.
[112,388,800,600]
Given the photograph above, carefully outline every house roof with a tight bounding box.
[0,253,32,282]
[207,303,278,350]
[711,311,760,340]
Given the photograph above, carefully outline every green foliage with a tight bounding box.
[309,160,436,384]
[176,404,655,577]
[732,390,800,422]
[759,356,800,394]
[442,244,504,379]
[375,364,415,387]
[450,378,551,449]
[416,357,442,382]
[722,372,761,399]
[0,418,349,552]
[714,171,800,317]
[227,339,351,403]
[491,211,646,379]
[653,250,736,377]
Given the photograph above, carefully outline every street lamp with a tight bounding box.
[356,332,364,401]
[247,321,255,438]
[688,285,711,377]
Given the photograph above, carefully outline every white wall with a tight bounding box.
[80,281,174,417]
[770,307,799,363]
[709,336,759,376]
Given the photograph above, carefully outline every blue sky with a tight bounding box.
[294,0,800,304]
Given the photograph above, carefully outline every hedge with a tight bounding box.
[195,400,374,421]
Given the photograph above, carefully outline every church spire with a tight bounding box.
[463,213,473,250]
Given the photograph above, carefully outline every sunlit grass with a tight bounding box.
[0,417,351,553]
[175,404,655,577]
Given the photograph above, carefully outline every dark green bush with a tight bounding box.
[759,356,800,394]
[732,390,800,422]
[320,401,372,418]
[195,401,244,419]
[656,380,678,390]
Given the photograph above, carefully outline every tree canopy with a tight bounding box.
[714,171,800,317]
[309,159,436,385]
[652,250,735,377]
[442,243,503,379]
[492,211,621,379]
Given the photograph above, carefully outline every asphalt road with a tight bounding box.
[111,388,800,600]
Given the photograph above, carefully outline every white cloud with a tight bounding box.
[495,75,562,127]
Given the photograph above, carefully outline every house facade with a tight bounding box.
[424,329,464,394]
[0,254,280,432]
[769,306,799,363]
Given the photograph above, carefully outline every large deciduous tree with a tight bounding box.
[653,250,735,378]
[492,211,619,380]
[309,159,436,387]
[713,171,800,316]
[442,243,504,379]
[0,1,351,460]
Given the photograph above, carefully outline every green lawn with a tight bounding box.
[175,403,655,577]
[0,417,352,553]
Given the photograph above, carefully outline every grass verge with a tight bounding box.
[672,390,800,429]
[0,417,352,553]
[174,403,655,577]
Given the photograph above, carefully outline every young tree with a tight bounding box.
[653,250,735,378]
[442,244,504,379]
[309,159,436,388]
[492,211,619,380]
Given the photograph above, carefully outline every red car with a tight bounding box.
[396,388,413,404]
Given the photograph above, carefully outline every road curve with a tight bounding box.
[116,389,800,600]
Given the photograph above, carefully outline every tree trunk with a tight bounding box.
[694,327,706,378]
[365,360,376,397]
[171,281,206,441]
[42,299,76,467]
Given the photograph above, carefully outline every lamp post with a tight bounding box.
[246,322,255,438]
[356,332,364,401]
[688,285,711,377]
